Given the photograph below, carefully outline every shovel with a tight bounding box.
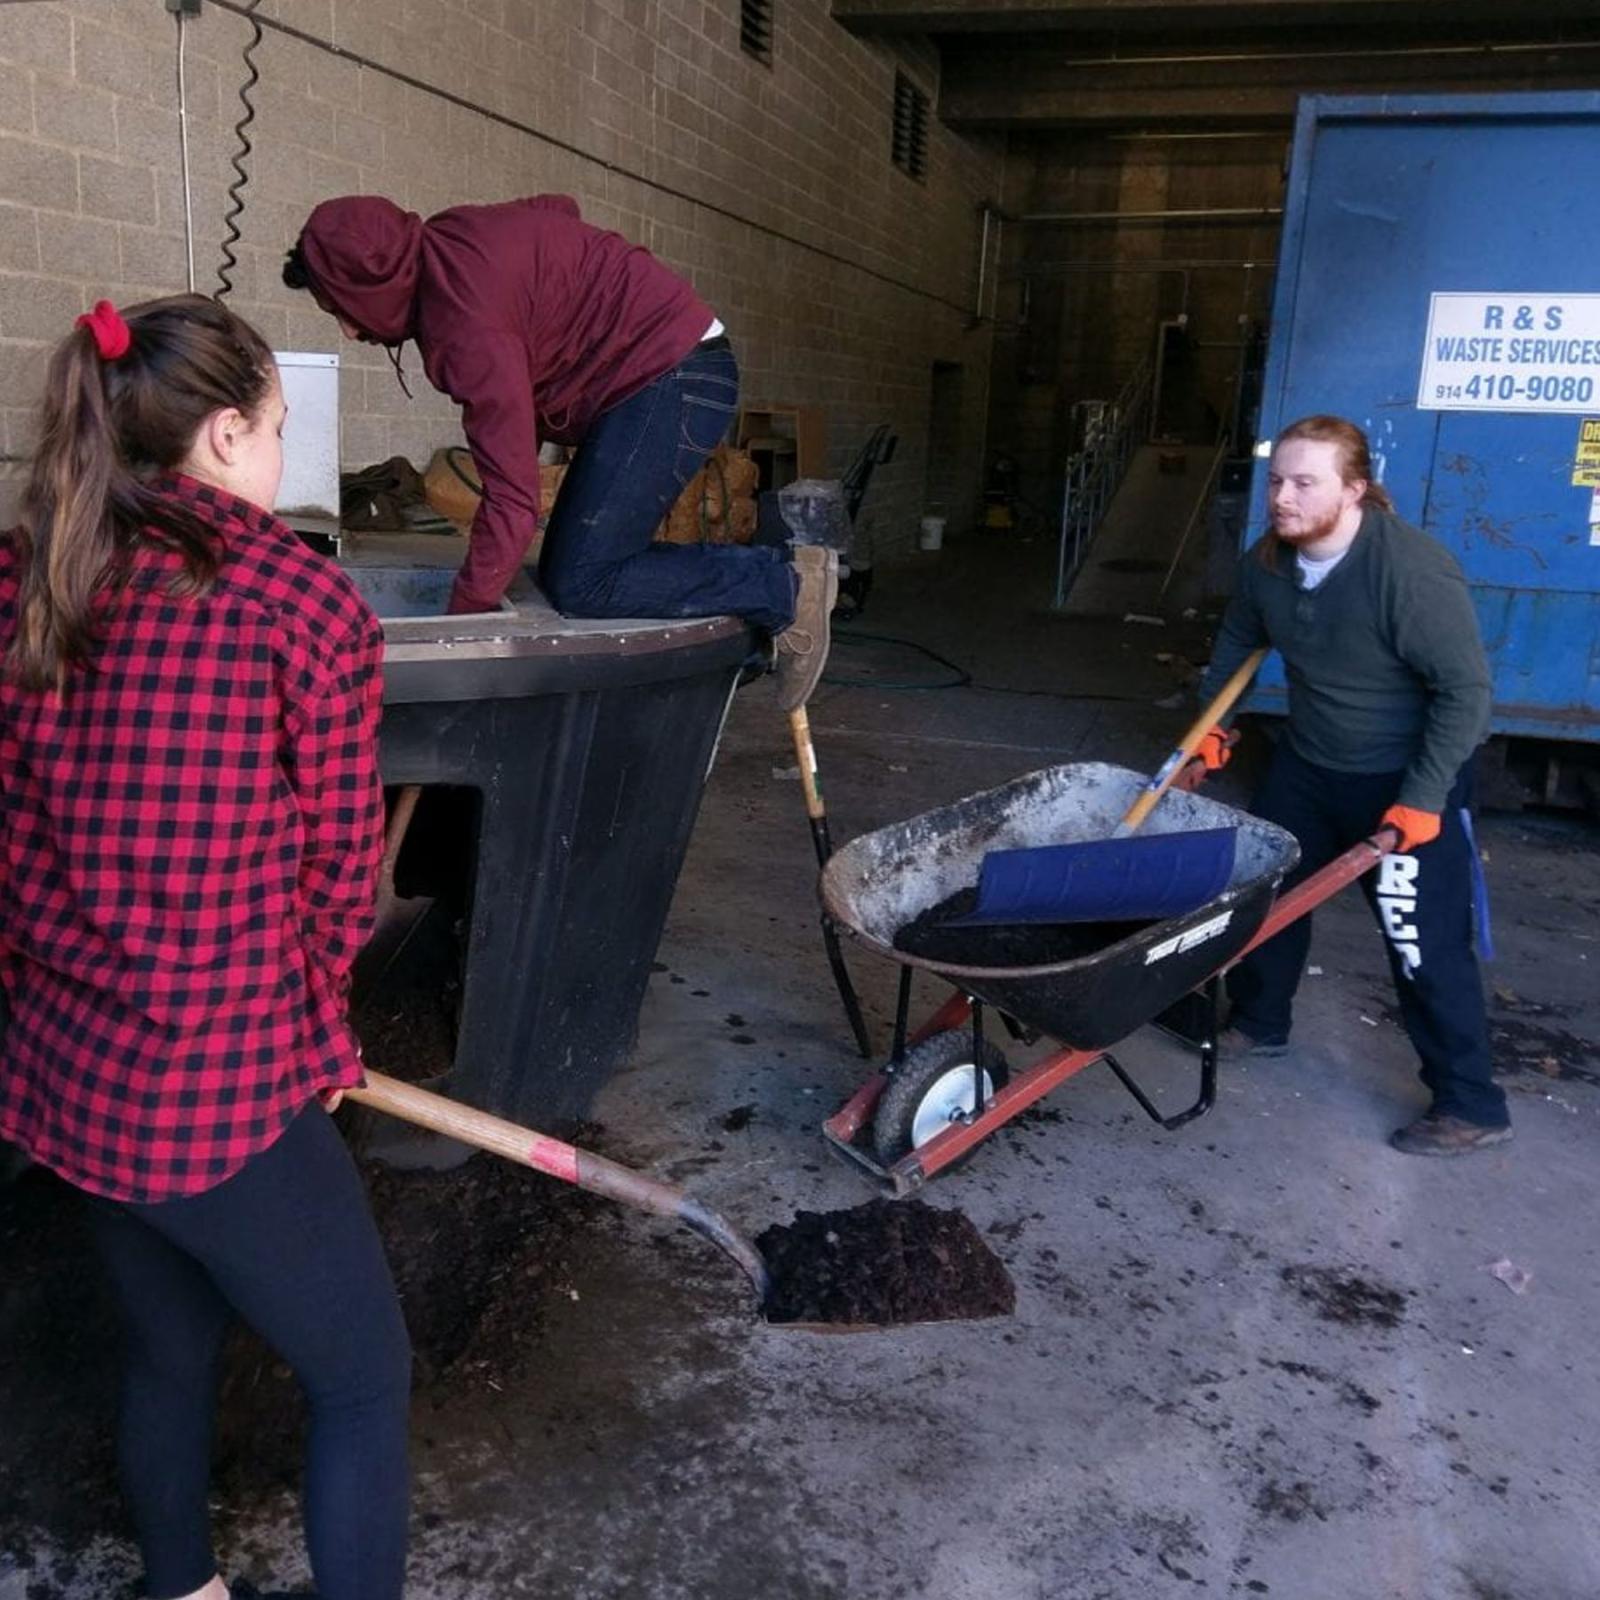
[786,704,873,1059]
[344,1074,1011,1332]
[1119,647,1268,835]
[350,785,432,1003]
[950,648,1268,927]
[346,788,775,1304]
[345,1071,773,1305]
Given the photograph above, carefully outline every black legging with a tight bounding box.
[85,1102,411,1600]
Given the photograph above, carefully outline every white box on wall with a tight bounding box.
[274,351,340,534]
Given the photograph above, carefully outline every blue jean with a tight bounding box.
[537,339,797,631]
[86,1103,411,1600]
[1227,744,1507,1127]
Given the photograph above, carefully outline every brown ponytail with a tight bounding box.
[10,294,278,691]
[1255,413,1394,572]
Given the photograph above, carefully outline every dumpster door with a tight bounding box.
[1247,91,1600,742]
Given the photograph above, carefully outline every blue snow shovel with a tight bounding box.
[950,827,1239,927]
[950,648,1268,926]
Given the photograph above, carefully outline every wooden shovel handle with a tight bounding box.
[787,706,825,821]
[1119,647,1268,836]
[344,1071,773,1301]
[347,1070,584,1184]
[380,785,422,876]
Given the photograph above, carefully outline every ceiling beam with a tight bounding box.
[834,0,1600,36]
[939,38,1600,129]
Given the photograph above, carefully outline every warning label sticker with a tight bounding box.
[1573,418,1600,488]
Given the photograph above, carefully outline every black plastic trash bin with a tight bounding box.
[349,554,755,1127]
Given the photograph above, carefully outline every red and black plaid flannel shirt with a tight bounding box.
[0,475,385,1202]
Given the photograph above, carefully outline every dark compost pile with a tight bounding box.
[0,912,596,1559]
[0,1134,596,1557]
[893,887,1150,968]
[758,1197,1015,1327]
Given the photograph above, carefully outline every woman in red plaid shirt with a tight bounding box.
[0,297,409,1600]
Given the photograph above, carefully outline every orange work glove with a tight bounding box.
[1379,804,1441,853]
[1176,726,1236,792]
[1196,725,1236,771]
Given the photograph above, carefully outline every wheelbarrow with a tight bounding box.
[817,762,1396,1195]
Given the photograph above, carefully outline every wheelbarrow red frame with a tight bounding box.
[822,836,1388,1196]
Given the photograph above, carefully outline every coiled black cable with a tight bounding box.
[824,629,1172,702]
[215,0,263,300]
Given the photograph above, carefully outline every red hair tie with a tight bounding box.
[76,300,132,361]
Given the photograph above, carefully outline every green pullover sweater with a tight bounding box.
[1197,506,1491,813]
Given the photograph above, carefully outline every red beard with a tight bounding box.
[1271,505,1345,545]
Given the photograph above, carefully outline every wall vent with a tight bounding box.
[892,72,928,180]
[740,0,773,65]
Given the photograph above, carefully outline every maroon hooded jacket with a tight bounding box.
[298,195,714,613]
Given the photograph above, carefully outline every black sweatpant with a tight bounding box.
[1226,744,1508,1129]
[85,1102,411,1600]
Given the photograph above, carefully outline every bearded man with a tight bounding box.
[1195,414,1508,1156]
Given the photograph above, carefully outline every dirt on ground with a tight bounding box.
[0,926,601,1572]
[0,1142,599,1549]
[0,925,1015,1582]
[758,1197,1016,1327]
[1278,1264,1410,1330]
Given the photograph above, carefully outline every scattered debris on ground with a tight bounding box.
[1487,1258,1533,1296]
[1280,1265,1408,1330]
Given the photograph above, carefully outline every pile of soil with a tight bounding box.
[893,886,1150,968]
[758,1198,1015,1327]
[0,1141,599,1553]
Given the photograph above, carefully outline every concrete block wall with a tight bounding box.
[0,0,1005,558]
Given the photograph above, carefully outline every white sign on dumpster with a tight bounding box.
[1417,293,1600,414]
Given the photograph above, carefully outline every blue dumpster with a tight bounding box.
[1246,91,1600,745]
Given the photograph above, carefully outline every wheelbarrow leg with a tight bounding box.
[891,966,914,1064]
[822,910,874,1060]
[970,1000,991,1118]
[1197,976,1221,1118]
[1099,975,1220,1131]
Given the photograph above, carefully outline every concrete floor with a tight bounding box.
[5,529,1599,1600]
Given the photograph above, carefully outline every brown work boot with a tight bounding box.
[1388,1112,1513,1157]
[774,545,838,711]
[1215,1025,1289,1062]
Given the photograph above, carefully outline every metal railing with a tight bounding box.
[1155,434,1229,604]
[1052,355,1156,609]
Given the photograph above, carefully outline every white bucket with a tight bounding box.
[919,515,946,551]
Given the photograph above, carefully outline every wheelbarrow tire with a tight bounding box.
[872,1029,1011,1170]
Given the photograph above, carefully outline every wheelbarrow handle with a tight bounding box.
[345,1071,772,1304]
[1118,647,1269,836]
[1234,828,1400,960]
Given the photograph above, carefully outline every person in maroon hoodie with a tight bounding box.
[284,193,835,708]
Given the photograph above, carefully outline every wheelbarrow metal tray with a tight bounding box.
[819,764,1301,1050]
